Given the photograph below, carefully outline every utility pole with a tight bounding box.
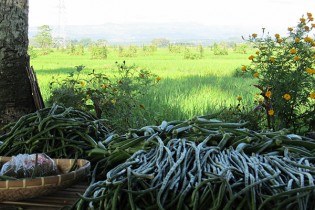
[57,0,66,48]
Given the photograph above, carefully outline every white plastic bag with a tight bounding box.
[0,153,58,178]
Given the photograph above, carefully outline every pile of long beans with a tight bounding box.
[76,115,315,209]
[90,115,315,177]
[0,104,110,159]
[77,137,315,210]
[85,115,251,177]
[2,105,315,209]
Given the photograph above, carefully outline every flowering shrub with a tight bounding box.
[48,62,160,132]
[242,13,315,133]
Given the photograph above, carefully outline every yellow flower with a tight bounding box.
[307,12,313,21]
[295,38,300,43]
[265,91,272,98]
[310,92,315,99]
[277,38,283,43]
[275,34,280,38]
[241,65,247,71]
[288,27,294,31]
[304,37,313,43]
[294,56,300,61]
[283,93,291,101]
[111,99,117,105]
[269,57,275,63]
[300,17,306,23]
[312,23,315,28]
[253,72,259,78]
[101,84,109,89]
[304,26,310,31]
[255,51,260,55]
[268,109,275,116]
[236,96,242,101]
[307,12,313,18]
[156,76,161,82]
[289,48,296,54]
[252,33,257,38]
[248,55,255,60]
[80,80,86,87]
[306,68,315,74]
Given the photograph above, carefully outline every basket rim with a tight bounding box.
[0,156,90,189]
[0,156,90,202]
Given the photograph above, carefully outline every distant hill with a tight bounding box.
[29,22,257,45]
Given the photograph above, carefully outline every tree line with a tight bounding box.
[30,25,252,60]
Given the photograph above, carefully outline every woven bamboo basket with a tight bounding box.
[0,156,90,201]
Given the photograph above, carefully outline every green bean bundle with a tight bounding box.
[0,104,110,159]
[77,136,315,210]
[90,115,315,177]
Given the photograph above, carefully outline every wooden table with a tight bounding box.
[0,182,88,210]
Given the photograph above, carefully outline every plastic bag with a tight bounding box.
[0,154,59,178]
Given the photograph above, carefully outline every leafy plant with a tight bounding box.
[233,43,249,54]
[168,44,183,53]
[142,44,157,56]
[241,12,315,133]
[118,46,138,57]
[217,96,265,131]
[68,43,85,56]
[184,47,203,60]
[89,45,108,59]
[212,42,228,55]
[48,62,160,132]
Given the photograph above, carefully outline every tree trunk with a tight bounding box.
[0,0,36,126]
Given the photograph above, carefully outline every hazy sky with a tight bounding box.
[29,0,315,33]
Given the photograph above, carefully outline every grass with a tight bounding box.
[31,47,257,125]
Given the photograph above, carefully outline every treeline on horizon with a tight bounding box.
[29,25,251,57]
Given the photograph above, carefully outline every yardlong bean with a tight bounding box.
[2,105,315,209]
[76,136,315,210]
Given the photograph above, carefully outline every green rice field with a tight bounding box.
[31,47,257,123]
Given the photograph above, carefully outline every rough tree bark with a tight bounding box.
[0,0,36,126]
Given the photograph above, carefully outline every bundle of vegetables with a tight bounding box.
[0,104,110,159]
[77,137,315,210]
[89,115,315,177]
